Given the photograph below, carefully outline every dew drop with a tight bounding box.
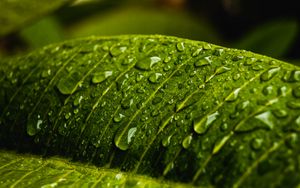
[192,48,202,57]
[215,66,231,75]
[272,109,288,118]
[135,56,161,71]
[278,86,288,96]
[251,138,263,150]
[286,133,298,149]
[41,69,51,78]
[162,135,172,147]
[121,98,133,109]
[212,133,232,154]
[220,123,228,132]
[27,115,42,136]
[203,43,212,50]
[56,72,81,95]
[73,95,83,106]
[176,42,185,52]
[236,100,250,111]
[260,67,280,82]
[127,127,137,144]
[113,113,125,123]
[287,101,300,109]
[233,73,241,81]
[194,56,212,67]
[182,134,193,149]
[164,56,172,63]
[92,71,113,84]
[225,88,241,102]
[214,48,224,56]
[293,86,300,98]
[194,111,219,134]
[262,85,274,96]
[110,46,127,56]
[254,111,274,130]
[148,73,163,83]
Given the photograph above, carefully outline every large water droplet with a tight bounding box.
[262,85,274,96]
[182,134,193,149]
[135,56,161,71]
[215,66,231,75]
[176,42,185,52]
[278,86,288,96]
[56,72,81,95]
[162,135,172,147]
[225,88,241,102]
[194,56,212,67]
[286,133,298,149]
[194,111,219,134]
[127,127,137,144]
[92,71,113,84]
[254,111,274,130]
[272,109,288,118]
[260,67,280,82]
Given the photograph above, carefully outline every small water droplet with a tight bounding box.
[135,56,161,71]
[162,135,172,147]
[164,56,172,63]
[286,133,298,149]
[127,127,137,144]
[233,73,241,81]
[262,85,274,96]
[272,109,288,118]
[254,111,274,130]
[110,46,127,56]
[192,48,202,57]
[214,48,224,56]
[220,123,228,131]
[212,133,232,154]
[182,134,193,149]
[41,69,51,78]
[148,73,163,83]
[121,98,133,109]
[92,71,113,84]
[113,113,125,123]
[203,43,212,50]
[194,56,212,67]
[287,101,300,109]
[232,55,244,61]
[260,67,280,81]
[293,86,300,98]
[64,112,71,120]
[251,138,263,150]
[27,115,42,136]
[236,100,250,111]
[73,95,83,106]
[225,88,241,102]
[176,42,185,52]
[278,86,288,96]
[194,111,219,134]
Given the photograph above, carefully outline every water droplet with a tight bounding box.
[192,48,202,57]
[163,162,174,176]
[260,67,280,81]
[113,113,125,123]
[214,48,224,56]
[164,56,172,63]
[27,115,42,136]
[64,112,71,120]
[233,73,241,81]
[203,43,212,50]
[287,101,300,109]
[271,109,288,120]
[194,111,219,134]
[56,72,81,95]
[194,56,212,67]
[152,97,162,105]
[225,88,241,102]
[278,86,288,96]
[73,95,83,106]
[262,85,274,96]
[232,55,244,61]
[236,100,250,111]
[251,138,263,150]
[121,98,133,109]
[220,123,228,131]
[293,86,300,98]
[110,46,127,56]
[162,135,172,147]
[286,133,298,149]
[92,71,113,84]
[176,42,185,52]
[127,127,137,144]
[135,56,161,71]
[148,73,163,83]
[254,111,274,130]
[41,69,51,78]
[215,66,231,75]
[182,135,193,149]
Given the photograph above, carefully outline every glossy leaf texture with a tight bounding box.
[0,0,71,37]
[0,35,300,187]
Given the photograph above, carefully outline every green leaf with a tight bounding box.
[0,150,191,187]
[234,20,298,58]
[0,35,300,187]
[0,0,71,37]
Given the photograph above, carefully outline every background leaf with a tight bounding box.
[0,0,72,37]
[234,20,298,58]
[0,35,300,187]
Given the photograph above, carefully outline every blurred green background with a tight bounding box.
[1,0,299,65]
